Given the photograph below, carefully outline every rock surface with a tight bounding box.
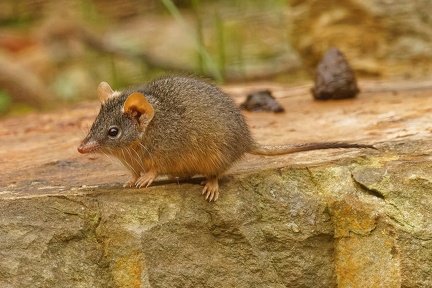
[290,0,432,77]
[1,79,432,287]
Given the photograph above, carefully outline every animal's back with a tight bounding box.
[133,76,254,177]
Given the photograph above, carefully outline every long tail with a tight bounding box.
[250,142,375,156]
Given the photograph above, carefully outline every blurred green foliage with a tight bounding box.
[0,0,297,113]
[0,90,11,114]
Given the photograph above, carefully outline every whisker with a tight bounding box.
[80,122,91,138]
[107,147,113,155]
[130,147,146,173]
[139,143,155,164]
[121,148,138,176]
[125,146,134,162]
[79,128,87,139]
[101,149,115,165]
[126,146,142,173]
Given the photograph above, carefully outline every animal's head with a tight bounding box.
[77,82,154,154]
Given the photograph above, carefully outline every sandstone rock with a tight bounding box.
[289,0,432,77]
[1,80,432,287]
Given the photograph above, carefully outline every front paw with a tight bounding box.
[135,170,158,188]
[123,179,136,188]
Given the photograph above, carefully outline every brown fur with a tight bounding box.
[78,76,373,201]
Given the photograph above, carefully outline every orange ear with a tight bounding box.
[123,92,154,129]
[98,82,114,103]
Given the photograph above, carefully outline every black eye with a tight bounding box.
[108,126,119,138]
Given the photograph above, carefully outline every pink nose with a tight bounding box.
[77,140,99,154]
[77,144,87,154]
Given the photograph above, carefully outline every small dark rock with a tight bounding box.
[311,48,359,100]
[240,90,285,113]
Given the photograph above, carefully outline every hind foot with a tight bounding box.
[202,178,219,202]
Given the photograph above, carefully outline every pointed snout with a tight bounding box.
[77,144,87,154]
[77,140,99,154]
